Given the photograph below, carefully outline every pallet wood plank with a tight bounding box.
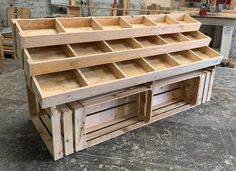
[49,107,64,160]
[67,101,86,151]
[58,104,74,156]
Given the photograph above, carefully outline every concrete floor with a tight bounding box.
[0,58,236,171]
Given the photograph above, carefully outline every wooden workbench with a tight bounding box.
[179,9,236,59]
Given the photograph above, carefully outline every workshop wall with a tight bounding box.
[0,0,51,26]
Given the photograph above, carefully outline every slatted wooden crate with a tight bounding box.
[31,69,215,160]
[13,14,222,160]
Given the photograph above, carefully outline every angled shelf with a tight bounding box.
[13,14,201,48]
[31,47,222,108]
[23,31,211,76]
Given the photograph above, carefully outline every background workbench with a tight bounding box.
[179,10,236,59]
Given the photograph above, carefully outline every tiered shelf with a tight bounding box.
[13,14,222,160]
[13,14,222,108]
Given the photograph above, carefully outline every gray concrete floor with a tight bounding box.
[0,58,236,171]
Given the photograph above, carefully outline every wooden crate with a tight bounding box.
[31,85,152,160]
[31,69,214,160]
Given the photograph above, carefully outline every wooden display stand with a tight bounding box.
[13,14,222,160]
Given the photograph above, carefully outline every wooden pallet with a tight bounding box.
[31,69,215,160]
[13,14,222,160]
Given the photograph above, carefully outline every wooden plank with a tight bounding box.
[152,88,182,109]
[201,71,211,104]
[67,101,86,151]
[48,107,64,160]
[86,101,138,129]
[123,0,129,16]
[152,99,187,116]
[207,68,216,101]
[87,117,141,141]
[40,114,52,133]
[26,85,40,117]
[58,104,74,156]
[84,95,138,115]
[31,117,55,159]
[153,82,181,95]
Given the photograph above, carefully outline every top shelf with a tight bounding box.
[14,14,201,48]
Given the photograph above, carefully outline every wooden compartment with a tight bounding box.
[145,54,179,70]
[80,86,152,145]
[159,33,189,43]
[57,18,103,32]
[70,41,112,56]
[34,70,84,96]
[116,59,155,77]
[106,38,142,51]
[79,64,125,85]
[182,31,209,41]
[17,19,65,36]
[135,35,167,47]
[94,17,132,30]
[147,14,179,26]
[191,47,220,60]
[169,14,199,24]
[169,50,201,65]
[122,16,156,28]
[152,74,204,116]
[26,45,76,62]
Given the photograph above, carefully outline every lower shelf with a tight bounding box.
[30,68,215,160]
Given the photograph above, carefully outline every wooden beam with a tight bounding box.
[230,0,236,10]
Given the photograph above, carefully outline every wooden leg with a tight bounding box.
[221,25,235,59]
[26,85,40,117]
[49,107,64,160]
[0,35,3,72]
[67,101,86,152]
[58,104,74,156]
